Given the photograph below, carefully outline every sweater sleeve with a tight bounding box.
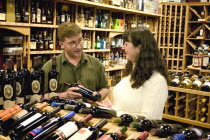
[139,74,168,120]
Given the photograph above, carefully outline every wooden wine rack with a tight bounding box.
[163,86,210,129]
[0,105,165,140]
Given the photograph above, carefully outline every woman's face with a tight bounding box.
[122,41,140,62]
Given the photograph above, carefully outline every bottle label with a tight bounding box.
[203,81,210,87]
[32,80,40,93]
[4,84,13,99]
[30,94,42,102]
[0,13,6,21]
[30,42,37,50]
[16,82,22,96]
[16,97,24,104]
[182,79,191,86]
[12,110,28,120]
[69,128,92,140]
[3,100,15,109]
[0,97,3,105]
[193,80,202,87]
[20,113,42,127]
[190,128,202,137]
[48,92,59,99]
[61,15,65,23]
[49,79,58,92]
[49,44,54,49]
[202,57,209,66]
[32,14,36,22]
[57,122,78,138]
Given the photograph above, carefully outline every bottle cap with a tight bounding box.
[129,122,140,128]
[63,111,75,120]
[137,131,149,140]
[111,117,122,124]
[173,134,185,140]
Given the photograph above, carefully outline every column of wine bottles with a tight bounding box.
[30,28,54,51]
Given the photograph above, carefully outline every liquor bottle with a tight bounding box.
[10,107,61,139]
[45,114,93,140]
[48,33,54,50]
[30,57,42,102]
[46,6,52,24]
[31,1,36,23]
[15,0,21,22]
[69,119,108,140]
[174,128,204,140]
[79,106,116,118]
[0,99,38,135]
[21,56,31,103]
[43,30,49,50]
[21,0,29,23]
[41,4,46,23]
[30,34,37,50]
[111,114,141,126]
[96,36,101,49]
[36,2,41,23]
[48,57,59,98]
[0,70,4,109]
[0,0,6,21]
[150,124,183,138]
[201,80,210,92]
[98,126,127,140]
[15,58,25,104]
[37,32,44,50]
[202,50,209,69]
[66,83,102,102]
[83,32,88,49]
[3,59,16,109]
[26,111,75,140]
[129,119,163,131]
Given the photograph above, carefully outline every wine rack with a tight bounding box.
[163,86,210,129]
[158,3,187,72]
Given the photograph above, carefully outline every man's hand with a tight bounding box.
[59,87,82,99]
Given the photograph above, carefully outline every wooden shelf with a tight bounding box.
[105,65,125,72]
[187,65,210,73]
[61,0,162,17]
[163,114,210,129]
[0,22,58,28]
[168,86,210,96]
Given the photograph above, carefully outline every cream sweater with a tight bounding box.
[110,71,168,120]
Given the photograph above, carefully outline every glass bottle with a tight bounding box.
[98,126,127,140]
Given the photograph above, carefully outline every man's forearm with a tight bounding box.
[98,88,109,101]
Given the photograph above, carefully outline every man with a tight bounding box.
[42,22,109,101]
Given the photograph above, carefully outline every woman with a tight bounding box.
[97,27,170,120]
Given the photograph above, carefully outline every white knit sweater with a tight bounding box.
[110,71,168,120]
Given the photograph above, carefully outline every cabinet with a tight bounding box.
[0,0,160,79]
[158,3,187,72]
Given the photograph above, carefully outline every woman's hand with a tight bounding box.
[96,98,113,108]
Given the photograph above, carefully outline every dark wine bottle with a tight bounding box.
[98,126,127,140]
[0,70,4,109]
[16,58,25,104]
[37,56,45,96]
[45,114,93,140]
[21,56,31,103]
[30,57,42,102]
[173,128,204,140]
[129,119,163,131]
[79,106,116,118]
[69,119,108,140]
[26,111,75,140]
[10,107,61,139]
[62,102,91,113]
[111,114,140,126]
[150,124,183,138]
[3,59,16,109]
[1,99,38,135]
[48,56,59,98]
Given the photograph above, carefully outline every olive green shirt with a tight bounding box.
[42,52,109,93]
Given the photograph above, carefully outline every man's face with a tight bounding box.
[60,33,84,59]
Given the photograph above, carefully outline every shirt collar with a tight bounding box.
[61,51,88,65]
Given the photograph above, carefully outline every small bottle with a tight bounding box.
[98,126,127,140]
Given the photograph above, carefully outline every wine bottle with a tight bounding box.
[10,107,61,139]
[15,58,25,104]
[21,56,31,103]
[179,76,192,89]
[111,114,140,126]
[66,83,101,102]
[0,70,4,109]
[69,119,108,140]
[1,99,38,135]
[79,106,116,118]
[136,131,149,140]
[98,126,127,140]
[37,56,45,96]
[26,111,75,140]
[170,75,180,87]
[3,59,16,109]
[30,57,42,102]
[201,80,210,92]
[129,119,163,131]
[150,124,183,138]
[173,128,204,140]
[45,114,93,140]
[48,56,59,98]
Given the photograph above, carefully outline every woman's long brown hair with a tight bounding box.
[122,27,170,88]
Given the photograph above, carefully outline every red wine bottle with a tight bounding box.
[1,99,38,135]
[174,128,204,140]
[45,114,93,140]
[3,59,16,109]
[37,56,45,96]
[21,56,31,103]
[69,119,108,140]
[30,57,42,102]
[79,106,116,118]
[48,56,59,98]
[10,107,61,139]
[111,114,141,126]
[98,126,127,140]
[26,111,75,140]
